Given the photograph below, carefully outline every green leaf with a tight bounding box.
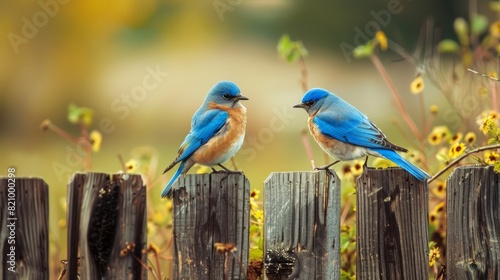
[494,161,500,173]
[353,43,373,59]
[68,103,81,124]
[437,39,460,53]
[471,14,488,35]
[68,103,94,127]
[277,34,308,63]
[340,233,351,253]
[454,17,469,46]
[249,248,263,260]
[250,225,261,234]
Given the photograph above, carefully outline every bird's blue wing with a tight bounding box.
[175,109,228,162]
[313,110,403,151]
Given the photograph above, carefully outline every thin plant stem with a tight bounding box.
[299,56,308,92]
[301,129,316,169]
[419,91,427,132]
[370,55,422,140]
[117,153,127,172]
[41,119,79,143]
[79,124,92,171]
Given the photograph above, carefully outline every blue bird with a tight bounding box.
[293,88,430,181]
[161,81,248,198]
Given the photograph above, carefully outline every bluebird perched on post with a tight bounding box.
[293,88,430,181]
[161,81,248,198]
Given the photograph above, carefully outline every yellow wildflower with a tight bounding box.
[151,210,166,225]
[449,132,463,145]
[430,105,438,114]
[428,126,450,145]
[350,160,364,176]
[373,157,396,168]
[434,201,445,214]
[410,74,425,94]
[196,165,212,174]
[407,150,423,164]
[375,31,388,50]
[428,131,442,145]
[484,151,500,164]
[478,115,495,134]
[429,246,441,267]
[250,189,260,199]
[490,21,500,38]
[448,142,466,159]
[89,130,102,152]
[125,159,137,173]
[431,181,446,198]
[340,163,352,179]
[489,71,498,79]
[464,132,476,145]
[477,86,489,97]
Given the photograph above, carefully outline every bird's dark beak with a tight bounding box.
[293,103,306,109]
[234,95,249,101]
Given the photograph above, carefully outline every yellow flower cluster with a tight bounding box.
[429,246,441,267]
[427,126,451,146]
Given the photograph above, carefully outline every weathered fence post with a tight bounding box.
[356,167,428,280]
[447,165,500,279]
[172,173,250,279]
[66,172,147,279]
[264,171,341,279]
[0,177,49,280]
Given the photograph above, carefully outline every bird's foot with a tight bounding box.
[211,164,244,175]
[314,160,340,176]
[314,160,340,171]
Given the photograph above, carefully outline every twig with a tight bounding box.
[301,129,316,169]
[117,153,127,172]
[230,157,239,171]
[428,144,500,183]
[299,56,308,91]
[40,119,79,143]
[370,55,422,140]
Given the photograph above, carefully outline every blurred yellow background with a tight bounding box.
[0,0,473,277]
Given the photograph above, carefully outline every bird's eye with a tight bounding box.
[222,93,232,99]
[305,100,315,106]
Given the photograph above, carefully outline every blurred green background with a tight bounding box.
[0,0,476,277]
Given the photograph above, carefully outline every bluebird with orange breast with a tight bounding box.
[161,81,248,198]
[294,88,430,180]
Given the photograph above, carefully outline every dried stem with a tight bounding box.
[40,119,79,143]
[301,129,316,169]
[370,55,422,140]
[230,157,239,171]
[117,154,127,172]
[79,124,92,171]
[299,56,308,92]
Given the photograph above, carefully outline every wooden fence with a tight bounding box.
[0,165,499,279]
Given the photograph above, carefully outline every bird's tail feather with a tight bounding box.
[376,149,430,181]
[161,161,185,198]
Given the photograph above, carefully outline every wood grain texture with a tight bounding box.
[356,167,428,280]
[67,172,147,279]
[264,171,341,280]
[0,178,49,280]
[447,166,500,279]
[172,173,250,279]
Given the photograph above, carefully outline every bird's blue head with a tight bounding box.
[206,81,248,107]
[293,88,331,115]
